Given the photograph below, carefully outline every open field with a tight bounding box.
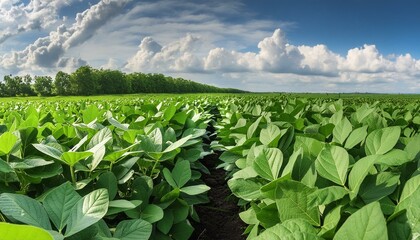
[0,93,419,240]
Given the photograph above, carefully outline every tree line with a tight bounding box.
[0,66,244,97]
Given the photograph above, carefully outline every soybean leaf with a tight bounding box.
[172,160,191,188]
[247,116,262,139]
[65,189,109,237]
[334,202,387,240]
[33,144,63,161]
[0,222,53,240]
[180,184,210,195]
[260,124,282,147]
[319,205,342,238]
[365,127,401,155]
[387,211,412,240]
[308,186,348,208]
[228,178,263,201]
[348,155,378,199]
[393,174,420,234]
[44,182,81,231]
[106,200,141,216]
[376,149,410,166]
[255,219,321,240]
[315,145,349,186]
[253,147,283,181]
[61,151,93,167]
[275,180,320,226]
[344,125,368,149]
[359,172,399,203]
[0,132,18,156]
[0,193,51,230]
[0,160,13,173]
[114,219,152,240]
[333,117,352,145]
[96,172,118,200]
[140,204,164,223]
[9,157,53,169]
[163,135,192,153]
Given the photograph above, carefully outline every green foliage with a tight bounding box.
[214,95,420,238]
[0,97,214,239]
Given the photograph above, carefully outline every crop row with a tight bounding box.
[213,97,420,239]
[0,98,216,240]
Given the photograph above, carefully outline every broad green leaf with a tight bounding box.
[315,145,349,186]
[140,204,164,223]
[247,116,262,139]
[260,124,282,147]
[348,155,378,199]
[365,126,401,155]
[0,132,18,155]
[163,135,192,153]
[87,127,113,150]
[0,193,51,230]
[359,172,399,203]
[0,222,53,240]
[394,174,420,234]
[9,157,53,169]
[228,178,263,201]
[33,144,63,161]
[108,117,129,131]
[319,205,342,238]
[44,182,81,231]
[387,211,412,240]
[333,117,352,145]
[70,135,88,152]
[344,125,368,149]
[163,105,177,121]
[255,219,321,240]
[255,203,280,229]
[253,147,283,181]
[96,172,118,200]
[106,200,141,216]
[275,180,320,226]
[157,210,174,234]
[404,134,420,160]
[0,160,13,173]
[308,186,348,208]
[334,202,387,240]
[114,219,152,240]
[172,160,191,188]
[61,151,93,167]
[376,149,410,166]
[65,189,109,237]
[170,220,194,240]
[180,184,210,195]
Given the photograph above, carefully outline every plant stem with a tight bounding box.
[109,161,114,171]
[70,165,76,184]
[6,154,9,163]
[0,213,6,222]
[150,159,160,178]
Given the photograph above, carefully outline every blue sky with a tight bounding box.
[1,0,420,93]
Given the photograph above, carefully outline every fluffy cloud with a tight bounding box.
[0,0,130,74]
[0,0,73,43]
[126,34,204,72]
[124,28,420,92]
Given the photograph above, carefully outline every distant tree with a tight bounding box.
[70,66,98,95]
[96,69,130,94]
[4,75,22,96]
[0,82,7,97]
[33,76,53,96]
[54,71,71,95]
[21,74,36,96]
